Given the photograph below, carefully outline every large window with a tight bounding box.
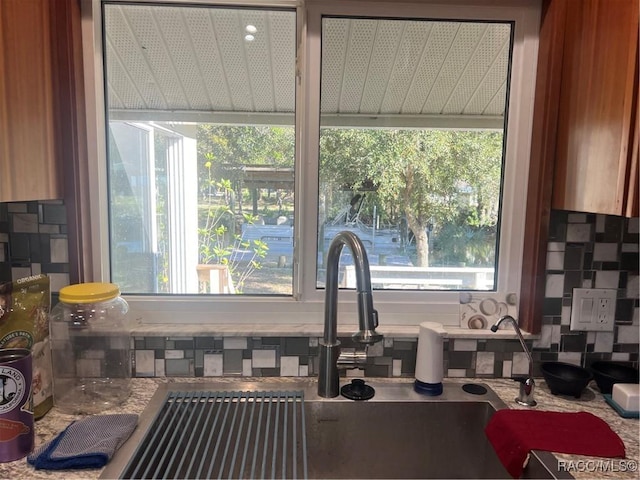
[103,4,296,295]
[317,18,512,291]
[84,0,540,325]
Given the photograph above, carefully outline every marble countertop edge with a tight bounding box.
[129,322,539,339]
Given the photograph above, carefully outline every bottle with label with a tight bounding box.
[50,282,131,414]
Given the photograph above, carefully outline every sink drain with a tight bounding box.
[341,379,375,400]
[462,383,488,395]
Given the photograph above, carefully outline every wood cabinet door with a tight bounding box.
[552,0,638,216]
[0,0,62,202]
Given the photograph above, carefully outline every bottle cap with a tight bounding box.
[59,282,120,304]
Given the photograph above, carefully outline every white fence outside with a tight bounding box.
[344,265,494,290]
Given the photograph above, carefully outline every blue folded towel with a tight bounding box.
[27,414,138,470]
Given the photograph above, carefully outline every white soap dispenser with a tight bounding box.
[414,321,446,395]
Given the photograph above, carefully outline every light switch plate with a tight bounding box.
[570,288,617,331]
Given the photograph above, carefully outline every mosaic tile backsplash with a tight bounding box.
[1,201,638,379]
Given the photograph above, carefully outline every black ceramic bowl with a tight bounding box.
[541,362,593,398]
[589,361,640,394]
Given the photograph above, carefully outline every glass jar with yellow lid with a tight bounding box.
[50,282,131,414]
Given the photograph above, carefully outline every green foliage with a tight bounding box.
[319,128,503,267]
[198,161,269,293]
[197,125,294,200]
[431,208,497,267]
[196,123,502,272]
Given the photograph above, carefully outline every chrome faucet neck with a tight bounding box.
[492,315,537,407]
[318,231,383,398]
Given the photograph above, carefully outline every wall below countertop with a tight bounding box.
[0,201,638,379]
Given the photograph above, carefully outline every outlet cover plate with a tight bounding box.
[570,288,617,331]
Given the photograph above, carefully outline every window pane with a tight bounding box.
[318,18,512,291]
[104,4,296,295]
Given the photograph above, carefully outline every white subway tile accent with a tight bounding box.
[135,350,155,377]
[392,359,402,377]
[502,360,512,378]
[242,359,253,376]
[611,353,630,362]
[48,273,70,293]
[594,332,614,352]
[617,325,640,344]
[252,349,276,368]
[280,356,299,376]
[11,267,32,280]
[548,242,566,252]
[223,337,247,350]
[512,352,529,375]
[545,274,564,298]
[581,278,593,288]
[595,271,619,288]
[204,354,224,376]
[557,352,581,366]
[546,251,565,270]
[476,352,495,375]
[453,339,477,351]
[533,325,552,349]
[50,237,69,263]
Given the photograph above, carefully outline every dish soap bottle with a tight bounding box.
[50,282,131,414]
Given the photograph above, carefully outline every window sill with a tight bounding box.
[129,321,539,340]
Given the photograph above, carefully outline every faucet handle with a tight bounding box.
[373,309,379,328]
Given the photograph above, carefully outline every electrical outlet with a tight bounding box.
[570,288,616,331]
[597,297,611,323]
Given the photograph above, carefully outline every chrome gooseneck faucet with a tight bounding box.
[318,231,383,398]
[491,315,537,407]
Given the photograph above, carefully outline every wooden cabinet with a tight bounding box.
[0,0,63,202]
[521,0,637,333]
[552,0,638,217]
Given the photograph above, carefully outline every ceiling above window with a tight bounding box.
[104,4,511,128]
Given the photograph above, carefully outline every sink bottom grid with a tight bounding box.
[120,390,308,479]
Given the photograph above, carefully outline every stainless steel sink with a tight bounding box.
[101,379,570,479]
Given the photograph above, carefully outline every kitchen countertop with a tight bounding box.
[1,377,638,480]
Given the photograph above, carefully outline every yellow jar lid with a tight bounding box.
[59,282,121,304]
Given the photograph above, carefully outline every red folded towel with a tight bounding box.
[485,410,626,479]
